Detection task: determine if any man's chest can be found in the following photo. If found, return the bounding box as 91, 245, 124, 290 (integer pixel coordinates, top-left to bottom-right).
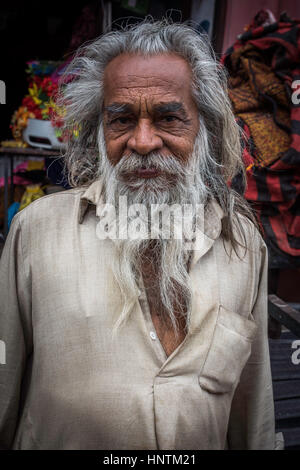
142, 276, 188, 357
150, 312, 187, 357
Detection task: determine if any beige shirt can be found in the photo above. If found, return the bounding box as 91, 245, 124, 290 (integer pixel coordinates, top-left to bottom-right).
0, 179, 284, 450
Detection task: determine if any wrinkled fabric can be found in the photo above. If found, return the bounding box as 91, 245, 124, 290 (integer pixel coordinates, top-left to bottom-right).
0, 179, 282, 449
223, 12, 300, 262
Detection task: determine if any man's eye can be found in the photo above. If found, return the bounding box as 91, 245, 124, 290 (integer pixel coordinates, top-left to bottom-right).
111, 117, 131, 125
161, 115, 180, 123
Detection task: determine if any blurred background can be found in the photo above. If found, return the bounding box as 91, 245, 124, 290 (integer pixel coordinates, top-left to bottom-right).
1, 0, 300, 142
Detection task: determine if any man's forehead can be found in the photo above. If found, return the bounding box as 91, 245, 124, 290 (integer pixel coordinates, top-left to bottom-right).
104, 52, 192, 78
103, 53, 193, 105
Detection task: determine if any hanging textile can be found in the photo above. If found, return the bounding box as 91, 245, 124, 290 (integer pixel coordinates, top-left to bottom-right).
222, 11, 300, 266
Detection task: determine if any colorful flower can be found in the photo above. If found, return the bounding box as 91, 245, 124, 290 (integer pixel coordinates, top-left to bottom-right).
11, 60, 79, 144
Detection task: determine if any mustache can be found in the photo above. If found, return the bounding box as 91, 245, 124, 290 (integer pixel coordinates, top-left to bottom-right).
114, 152, 191, 179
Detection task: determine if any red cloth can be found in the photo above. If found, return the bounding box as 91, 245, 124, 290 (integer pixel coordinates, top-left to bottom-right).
222, 12, 300, 263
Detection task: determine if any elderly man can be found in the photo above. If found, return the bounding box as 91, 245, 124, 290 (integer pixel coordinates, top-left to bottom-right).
0, 21, 283, 450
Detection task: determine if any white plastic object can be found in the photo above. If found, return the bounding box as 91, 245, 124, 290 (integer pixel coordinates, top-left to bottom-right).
23, 118, 66, 150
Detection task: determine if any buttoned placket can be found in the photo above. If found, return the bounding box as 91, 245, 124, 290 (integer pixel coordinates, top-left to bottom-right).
137, 274, 168, 364
135, 250, 194, 368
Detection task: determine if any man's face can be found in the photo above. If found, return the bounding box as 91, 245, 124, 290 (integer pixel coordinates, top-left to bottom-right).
102, 53, 199, 178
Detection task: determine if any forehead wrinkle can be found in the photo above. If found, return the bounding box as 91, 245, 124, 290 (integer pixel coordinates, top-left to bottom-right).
105, 75, 181, 94
115, 75, 175, 85
104, 53, 193, 83
105, 89, 179, 108
103, 53, 195, 106
109, 87, 179, 99
108, 83, 178, 95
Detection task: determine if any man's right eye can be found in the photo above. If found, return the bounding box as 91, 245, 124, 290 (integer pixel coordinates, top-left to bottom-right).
110, 117, 132, 125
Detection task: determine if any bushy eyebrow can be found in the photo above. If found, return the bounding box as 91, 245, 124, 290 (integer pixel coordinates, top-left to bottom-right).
104, 101, 189, 119
104, 103, 132, 115
153, 102, 186, 115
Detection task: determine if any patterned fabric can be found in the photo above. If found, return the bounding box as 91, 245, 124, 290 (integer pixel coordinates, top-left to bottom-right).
222, 12, 300, 265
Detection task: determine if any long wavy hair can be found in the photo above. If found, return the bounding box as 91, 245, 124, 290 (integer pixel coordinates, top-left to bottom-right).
57, 19, 259, 258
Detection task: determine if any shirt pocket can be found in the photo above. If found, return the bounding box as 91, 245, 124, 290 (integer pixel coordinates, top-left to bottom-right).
198, 304, 258, 394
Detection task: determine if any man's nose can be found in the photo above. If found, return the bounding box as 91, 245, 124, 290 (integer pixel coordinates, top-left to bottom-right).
127, 120, 163, 155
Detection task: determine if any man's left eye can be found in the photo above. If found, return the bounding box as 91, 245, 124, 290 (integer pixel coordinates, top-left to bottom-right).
112, 117, 131, 125
161, 115, 180, 123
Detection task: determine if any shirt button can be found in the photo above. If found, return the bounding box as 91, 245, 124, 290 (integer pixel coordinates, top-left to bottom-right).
150, 331, 157, 340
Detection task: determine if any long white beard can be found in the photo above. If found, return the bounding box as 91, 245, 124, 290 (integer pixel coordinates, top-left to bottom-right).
98, 125, 209, 334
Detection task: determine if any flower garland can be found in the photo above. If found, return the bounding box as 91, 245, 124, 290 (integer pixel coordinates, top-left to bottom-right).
10, 60, 71, 144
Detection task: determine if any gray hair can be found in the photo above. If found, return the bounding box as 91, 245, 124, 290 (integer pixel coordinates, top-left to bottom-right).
58, 19, 259, 256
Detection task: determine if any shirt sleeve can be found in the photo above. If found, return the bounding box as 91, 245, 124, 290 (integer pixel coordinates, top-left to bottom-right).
226, 237, 284, 450
0, 214, 32, 449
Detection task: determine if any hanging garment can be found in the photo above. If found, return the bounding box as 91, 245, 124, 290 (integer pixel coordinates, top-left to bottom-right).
222, 11, 300, 266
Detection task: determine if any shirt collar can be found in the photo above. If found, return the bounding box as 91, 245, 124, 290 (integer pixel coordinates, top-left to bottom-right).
78, 178, 224, 265
189, 198, 224, 266
78, 179, 105, 224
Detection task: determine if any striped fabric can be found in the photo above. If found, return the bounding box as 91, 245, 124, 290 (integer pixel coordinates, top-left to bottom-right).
222, 12, 300, 265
